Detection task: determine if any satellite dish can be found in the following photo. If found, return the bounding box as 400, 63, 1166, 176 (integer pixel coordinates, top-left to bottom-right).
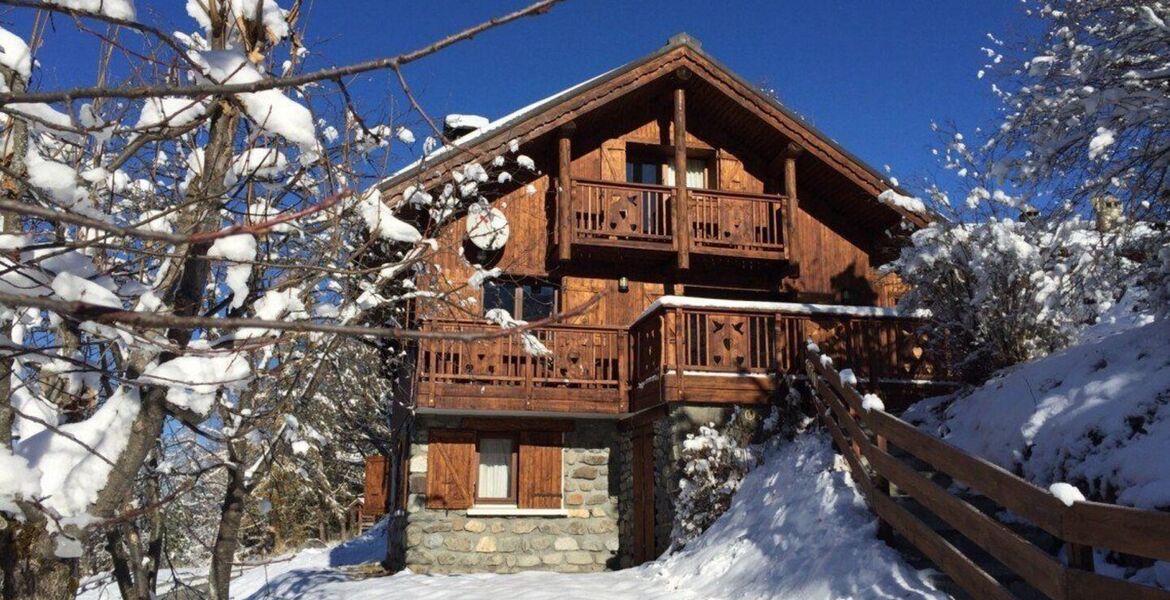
466, 203, 510, 251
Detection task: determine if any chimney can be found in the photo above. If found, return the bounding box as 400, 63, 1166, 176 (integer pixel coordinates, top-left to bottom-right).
1091, 195, 1122, 232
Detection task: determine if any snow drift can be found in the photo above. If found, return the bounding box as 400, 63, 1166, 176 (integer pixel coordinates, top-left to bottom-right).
78, 433, 945, 599
905, 318, 1170, 510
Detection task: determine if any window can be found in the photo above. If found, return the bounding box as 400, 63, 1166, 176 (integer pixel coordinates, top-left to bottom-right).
476, 436, 516, 504
626, 151, 709, 189
625, 157, 663, 185
482, 278, 558, 321
426, 428, 565, 511
664, 157, 710, 189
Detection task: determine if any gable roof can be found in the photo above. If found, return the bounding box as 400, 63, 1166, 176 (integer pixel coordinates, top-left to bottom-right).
378, 33, 931, 227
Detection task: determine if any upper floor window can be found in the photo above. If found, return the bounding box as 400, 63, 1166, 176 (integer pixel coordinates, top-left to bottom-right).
625, 148, 708, 189
483, 277, 558, 321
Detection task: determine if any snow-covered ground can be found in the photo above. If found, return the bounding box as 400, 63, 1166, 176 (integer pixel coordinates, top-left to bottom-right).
78, 434, 946, 600
905, 317, 1170, 510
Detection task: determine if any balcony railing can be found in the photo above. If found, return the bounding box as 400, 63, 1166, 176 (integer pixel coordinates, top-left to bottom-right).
629, 298, 950, 411
568, 178, 789, 258
415, 300, 951, 415
415, 319, 628, 414
689, 188, 787, 258
571, 179, 674, 248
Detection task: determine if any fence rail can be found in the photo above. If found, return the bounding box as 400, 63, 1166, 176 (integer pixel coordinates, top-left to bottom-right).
805, 345, 1170, 600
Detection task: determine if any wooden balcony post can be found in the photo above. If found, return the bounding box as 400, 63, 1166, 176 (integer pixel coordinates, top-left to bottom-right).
557, 123, 575, 261
673, 74, 691, 269
782, 142, 803, 267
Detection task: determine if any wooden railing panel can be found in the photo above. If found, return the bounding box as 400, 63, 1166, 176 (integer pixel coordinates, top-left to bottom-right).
416, 320, 626, 412
805, 345, 1170, 600
571, 179, 673, 247
689, 190, 787, 258
679, 309, 774, 373
569, 179, 789, 259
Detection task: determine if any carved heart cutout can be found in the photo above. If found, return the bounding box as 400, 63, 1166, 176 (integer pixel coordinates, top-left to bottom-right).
912, 346, 924, 359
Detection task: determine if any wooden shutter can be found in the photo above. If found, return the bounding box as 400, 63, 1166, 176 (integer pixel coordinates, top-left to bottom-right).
426, 429, 476, 509
716, 149, 747, 192
518, 431, 563, 509
600, 139, 625, 181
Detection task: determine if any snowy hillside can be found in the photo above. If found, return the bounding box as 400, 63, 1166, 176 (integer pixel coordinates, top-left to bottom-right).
77, 434, 945, 600
905, 318, 1170, 510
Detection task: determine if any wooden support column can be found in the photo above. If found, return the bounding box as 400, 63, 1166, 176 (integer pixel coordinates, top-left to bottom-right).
673, 73, 690, 270
557, 123, 575, 261
781, 142, 803, 270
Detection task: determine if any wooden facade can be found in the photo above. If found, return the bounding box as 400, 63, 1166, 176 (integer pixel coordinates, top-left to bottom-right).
378, 35, 952, 569
386, 36, 943, 417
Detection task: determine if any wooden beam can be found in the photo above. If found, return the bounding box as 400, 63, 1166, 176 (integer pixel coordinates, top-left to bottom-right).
557, 123, 575, 261
673, 80, 690, 269
782, 142, 803, 267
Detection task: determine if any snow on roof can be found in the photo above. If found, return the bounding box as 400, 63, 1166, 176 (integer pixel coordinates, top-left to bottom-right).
443, 114, 490, 131
878, 189, 927, 215
381, 66, 618, 186
633, 295, 927, 325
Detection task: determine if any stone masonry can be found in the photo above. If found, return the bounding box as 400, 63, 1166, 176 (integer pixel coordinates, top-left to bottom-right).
403, 415, 621, 573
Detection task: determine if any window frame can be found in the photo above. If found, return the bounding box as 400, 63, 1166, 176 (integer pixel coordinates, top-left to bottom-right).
481, 277, 559, 321
474, 433, 519, 505
624, 143, 712, 189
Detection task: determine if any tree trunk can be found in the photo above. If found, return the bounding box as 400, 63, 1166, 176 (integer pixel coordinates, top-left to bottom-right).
208, 440, 249, 600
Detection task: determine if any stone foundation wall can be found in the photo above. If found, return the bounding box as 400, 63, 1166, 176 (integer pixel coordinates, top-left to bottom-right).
403, 415, 621, 573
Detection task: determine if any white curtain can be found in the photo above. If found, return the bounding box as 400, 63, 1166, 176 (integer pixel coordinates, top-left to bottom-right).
478, 438, 512, 499
664, 158, 708, 189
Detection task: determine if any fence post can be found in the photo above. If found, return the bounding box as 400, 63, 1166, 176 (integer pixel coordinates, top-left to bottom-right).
1067, 542, 1094, 573
873, 433, 893, 540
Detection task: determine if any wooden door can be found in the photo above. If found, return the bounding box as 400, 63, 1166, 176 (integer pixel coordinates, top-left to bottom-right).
363, 455, 389, 516
631, 426, 657, 564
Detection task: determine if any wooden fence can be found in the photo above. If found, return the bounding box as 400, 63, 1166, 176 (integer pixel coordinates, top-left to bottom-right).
805, 345, 1170, 600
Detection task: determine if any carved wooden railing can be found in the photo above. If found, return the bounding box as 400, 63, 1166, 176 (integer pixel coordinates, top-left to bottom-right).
571, 178, 674, 248
629, 299, 949, 409
569, 178, 789, 258
806, 345, 1170, 600
415, 319, 627, 413
689, 188, 787, 258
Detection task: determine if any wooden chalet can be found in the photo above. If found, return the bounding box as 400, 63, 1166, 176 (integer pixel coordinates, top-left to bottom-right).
366, 34, 952, 574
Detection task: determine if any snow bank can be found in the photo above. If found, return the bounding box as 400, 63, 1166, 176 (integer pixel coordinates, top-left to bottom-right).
651, 433, 944, 599
81, 435, 944, 599
906, 318, 1170, 509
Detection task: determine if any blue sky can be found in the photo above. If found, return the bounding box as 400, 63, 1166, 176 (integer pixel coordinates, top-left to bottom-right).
4, 0, 1030, 188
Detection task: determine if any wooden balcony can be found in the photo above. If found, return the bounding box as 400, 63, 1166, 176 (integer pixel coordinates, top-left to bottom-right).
415, 319, 628, 414
629, 298, 952, 412
568, 178, 790, 260
414, 299, 952, 416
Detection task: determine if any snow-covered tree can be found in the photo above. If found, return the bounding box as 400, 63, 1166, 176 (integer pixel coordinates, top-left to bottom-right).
0, 1, 562, 599
670, 409, 760, 550
890, 1, 1170, 381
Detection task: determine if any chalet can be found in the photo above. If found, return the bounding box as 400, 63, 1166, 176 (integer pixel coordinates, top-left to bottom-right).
366, 34, 948, 574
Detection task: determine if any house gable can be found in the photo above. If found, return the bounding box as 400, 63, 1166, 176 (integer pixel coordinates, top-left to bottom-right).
379, 33, 929, 229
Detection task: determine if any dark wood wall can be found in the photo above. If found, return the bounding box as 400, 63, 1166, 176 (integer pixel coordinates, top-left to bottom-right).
416, 90, 896, 326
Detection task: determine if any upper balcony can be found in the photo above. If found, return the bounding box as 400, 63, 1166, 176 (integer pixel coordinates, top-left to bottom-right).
568, 178, 790, 261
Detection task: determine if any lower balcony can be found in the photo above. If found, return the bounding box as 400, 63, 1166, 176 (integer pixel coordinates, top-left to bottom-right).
629, 297, 953, 412
414, 298, 953, 416
414, 320, 628, 414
